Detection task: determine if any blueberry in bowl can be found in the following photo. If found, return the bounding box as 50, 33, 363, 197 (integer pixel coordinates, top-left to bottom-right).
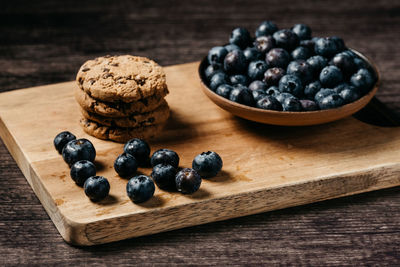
198, 20, 379, 126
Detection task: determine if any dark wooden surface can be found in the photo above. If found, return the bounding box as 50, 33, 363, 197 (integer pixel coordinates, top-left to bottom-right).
1, 0, 400, 265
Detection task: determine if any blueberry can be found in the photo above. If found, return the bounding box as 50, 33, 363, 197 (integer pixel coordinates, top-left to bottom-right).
151, 149, 179, 169
263, 67, 285, 87
62, 138, 96, 167
224, 44, 241, 53
175, 168, 202, 194
70, 160, 96, 186
331, 36, 345, 52
54, 131, 76, 154
248, 60, 268, 80
286, 60, 313, 84
204, 64, 223, 81
314, 37, 339, 58
123, 138, 150, 166
229, 85, 256, 106
192, 151, 223, 178
292, 24, 312, 40
318, 94, 345, 109
266, 86, 279, 96
353, 57, 369, 69
151, 164, 177, 189
252, 89, 267, 102
248, 80, 268, 91
330, 51, 357, 76
314, 88, 336, 102
216, 84, 233, 98
84, 176, 110, 202
265, 48, 291, 69
229, 27, 251, 49
282, 97, 302, 111
275, 92, 296, 104
256, 96, 283, 111
224, 50, 247, 74
319, 65, 343, 88
243, 47, 263, 62
304, 81, 322, 100
254, 35, 275, 54
126, 175, 155, 203
273, 29, 300, 51
230, 74, 250, 86
307, 55, 328, 77
300, 99, 318, 111
350, 68, 375, 93
278, 74, 303, 97
300, 39, 315, 51
291, 46, 312, 60
209, 72, 228, 91
208, 46, 228, 65
114, 153, 138, 178
333, 83, 350, 93
255, 21, 278, 37
339, 87, 361, 103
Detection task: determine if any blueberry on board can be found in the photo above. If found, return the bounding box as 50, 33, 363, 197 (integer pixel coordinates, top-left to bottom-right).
243, 47, 263, 62
209, 72, 228, 91
307, 55, 328, 77
207, 46, 228, 65
350, 68, 375, 93
229, 85, 256, 106
319, 65, 343, 88
266, 86, 279, 96
278, 74, 303, 97
230, 74, 250, 86
330, 51, 357, 76
114, 153, 138, 178
300, 99, 318, 111
248, 80, 268, 91
224, 50, 247, 74
151, 149, 179, 169
126, 175, 155, 203
254, 35, 275, 54
175, 168, 202, 194
70, 160, 96, 187
151, 164, 177, 189
123, 138, 150, 166
204, 64, 223, 81
292, 24, 312, 40
340, 87, 361, 103
192, 151, 223, 178
300, 39, 315, 51
84, 176, 110, 202
248, 60, 268, 80
272, 29, 300, 51
224, 44, 241, 53
275, 92, 296, 104
229, 27, 251, 49
314, 37, 339, 58
286, 60, 313, 84
216, 84, 233, 99
263, 67, 285, 87
255, 21, 278, 37
291, 46, 312, 60
62, 138, 96, 167
331, 36, 346, 52
252, 89, 267, 102
282, 97, 302, 111
304, 81, 322, 100
265, 48, 291, 69
54, 131, 76, 154
256, 96, 283, 111
318, 94, 345, 109
314, 88, 336, 102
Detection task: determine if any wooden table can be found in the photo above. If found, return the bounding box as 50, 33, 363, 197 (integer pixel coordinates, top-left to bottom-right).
1, 0, 399, 265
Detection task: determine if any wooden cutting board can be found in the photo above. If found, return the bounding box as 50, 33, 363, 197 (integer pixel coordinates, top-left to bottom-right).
0, 62, 400, 246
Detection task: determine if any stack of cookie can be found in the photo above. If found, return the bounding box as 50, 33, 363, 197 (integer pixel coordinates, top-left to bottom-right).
75, 55, 170, 143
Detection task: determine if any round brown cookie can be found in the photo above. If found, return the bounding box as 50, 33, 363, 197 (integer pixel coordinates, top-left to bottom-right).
80, 100, 170, 128
74, 86, 168, 117
80, 117, 165, 143
76, 55, 168, 103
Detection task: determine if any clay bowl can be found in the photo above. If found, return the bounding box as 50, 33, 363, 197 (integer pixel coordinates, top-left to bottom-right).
199, 49, 380, 126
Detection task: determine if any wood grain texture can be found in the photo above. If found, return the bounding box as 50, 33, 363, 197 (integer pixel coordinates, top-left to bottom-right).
1, 0, 400, 265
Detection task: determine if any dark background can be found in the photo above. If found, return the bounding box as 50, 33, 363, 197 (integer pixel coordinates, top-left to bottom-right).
1, 0, 400, 265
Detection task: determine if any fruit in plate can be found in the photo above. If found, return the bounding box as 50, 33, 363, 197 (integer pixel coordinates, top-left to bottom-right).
263, 67, 285, 87
256, 96, 283, 111
278, 74, 303, 97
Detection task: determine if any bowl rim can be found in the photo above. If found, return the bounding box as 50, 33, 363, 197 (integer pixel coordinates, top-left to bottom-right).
198, 48, 380, 115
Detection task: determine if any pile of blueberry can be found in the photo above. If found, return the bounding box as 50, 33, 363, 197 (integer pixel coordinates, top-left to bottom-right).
54, 131, 223, 203
204, 21, 376, 111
